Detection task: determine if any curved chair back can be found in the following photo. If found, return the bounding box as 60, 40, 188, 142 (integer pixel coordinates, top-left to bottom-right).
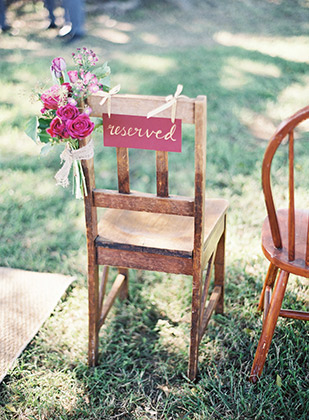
262, 106, 309, 262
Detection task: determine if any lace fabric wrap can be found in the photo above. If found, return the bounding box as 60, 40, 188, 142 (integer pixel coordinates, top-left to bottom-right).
55, 138, 94, 188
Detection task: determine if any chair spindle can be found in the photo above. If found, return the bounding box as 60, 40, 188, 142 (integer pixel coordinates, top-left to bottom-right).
156, 151, 169, 197
116, 147, 130, 194
288, 130, 295, 261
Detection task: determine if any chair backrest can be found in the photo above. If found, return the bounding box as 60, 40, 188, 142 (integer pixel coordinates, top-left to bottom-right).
262, 105, 309, 263
81, 93, 207, 258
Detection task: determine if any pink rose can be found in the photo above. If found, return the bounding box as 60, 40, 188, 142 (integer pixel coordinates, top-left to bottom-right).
67, 114, 94, 139
46, 117, 69, 139
41, 85, 61, 110
56, 104, 80, 121
68, 70, 78, 83
51, 57, 66, 78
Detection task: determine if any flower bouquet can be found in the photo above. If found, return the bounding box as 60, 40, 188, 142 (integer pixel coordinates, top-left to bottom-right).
26, 48, 110, 198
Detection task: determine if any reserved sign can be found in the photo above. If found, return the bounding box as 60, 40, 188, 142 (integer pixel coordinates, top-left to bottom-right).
103, 113, 182, 152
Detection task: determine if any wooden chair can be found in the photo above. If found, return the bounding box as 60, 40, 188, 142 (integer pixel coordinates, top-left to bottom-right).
250, 106, 309, 383
81, 93, 228, 381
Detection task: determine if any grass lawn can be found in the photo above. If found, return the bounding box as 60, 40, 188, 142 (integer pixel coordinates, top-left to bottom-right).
0, 0, 308, 418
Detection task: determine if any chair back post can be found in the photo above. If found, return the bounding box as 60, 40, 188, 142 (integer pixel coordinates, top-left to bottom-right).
80, 135, 100, 364
193, 96, 207, 270
80, 135, 98, 244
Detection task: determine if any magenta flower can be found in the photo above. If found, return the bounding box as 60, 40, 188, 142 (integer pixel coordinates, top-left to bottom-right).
46, 117, 69, 139
62, 82, 72, 95
41, 85, 62, 110
68, 70, 78, 83
51, 57, 66, 78
67, 114, 94, 139
56, 104, 80, 121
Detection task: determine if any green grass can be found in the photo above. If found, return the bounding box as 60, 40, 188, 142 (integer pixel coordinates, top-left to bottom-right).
0, 0, 309, 418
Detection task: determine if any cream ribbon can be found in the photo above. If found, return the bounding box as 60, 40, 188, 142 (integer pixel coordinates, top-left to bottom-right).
147, 84, 186, 123
55, 138, 94, 188
99, 84, 121, 117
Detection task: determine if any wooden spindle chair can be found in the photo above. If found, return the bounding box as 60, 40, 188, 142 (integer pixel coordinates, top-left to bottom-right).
250, 106, 309, 383
80, 93, 228, 381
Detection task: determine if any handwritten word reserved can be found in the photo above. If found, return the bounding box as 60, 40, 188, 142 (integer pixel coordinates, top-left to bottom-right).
107, 124, 177, 142
103, 113, 182, 152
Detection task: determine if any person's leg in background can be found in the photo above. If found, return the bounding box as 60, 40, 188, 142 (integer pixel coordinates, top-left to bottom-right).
0, 0, 10, 32
44, 0, 57, 29
61, 0, 85, 41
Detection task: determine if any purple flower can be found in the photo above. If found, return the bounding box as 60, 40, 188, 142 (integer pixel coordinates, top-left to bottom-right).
51, 57, 66, 79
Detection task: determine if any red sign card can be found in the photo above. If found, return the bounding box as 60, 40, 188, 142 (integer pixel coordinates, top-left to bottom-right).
103, 113, 182, 152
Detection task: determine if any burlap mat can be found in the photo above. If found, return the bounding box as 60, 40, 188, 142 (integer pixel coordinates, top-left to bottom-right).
0, 267, 74, 382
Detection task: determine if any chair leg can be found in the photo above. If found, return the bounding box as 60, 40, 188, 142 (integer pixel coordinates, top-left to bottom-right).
258, 263, 278, 311
88, 264, 100, 367
118, 267, 129, 300
250, 270, 289, 383
214, 223, 226, 314
188, 269, 203, 381
263, 285, 272, 323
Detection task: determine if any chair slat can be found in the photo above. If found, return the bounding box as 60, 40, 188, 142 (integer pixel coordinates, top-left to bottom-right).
156, 151, 169, 197
288, 130, 295, 261
93, 189, 194, 216
96, 247, 193, 275
88, 94, 195, 124
116, 147, 130, 194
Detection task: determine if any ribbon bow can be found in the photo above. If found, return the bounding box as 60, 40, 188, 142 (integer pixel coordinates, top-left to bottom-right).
99, 84, 121, 117
147, 84, 186, 123
55, 138, 94, 188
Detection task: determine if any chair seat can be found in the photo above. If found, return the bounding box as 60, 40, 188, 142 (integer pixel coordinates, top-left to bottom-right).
96, 198, 228, 260
262, 208, 309, 278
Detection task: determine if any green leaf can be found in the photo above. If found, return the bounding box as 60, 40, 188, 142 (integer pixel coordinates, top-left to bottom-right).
38, 117, 52, 130
40, 143, 53, 156
38, 132, 52, 144
276, 374, 282, 387
25, 116, 38, 142
99, 75, 111, 90
94, 62, 111, 78
63, 70, 70, 83
90, 117, 103, 130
